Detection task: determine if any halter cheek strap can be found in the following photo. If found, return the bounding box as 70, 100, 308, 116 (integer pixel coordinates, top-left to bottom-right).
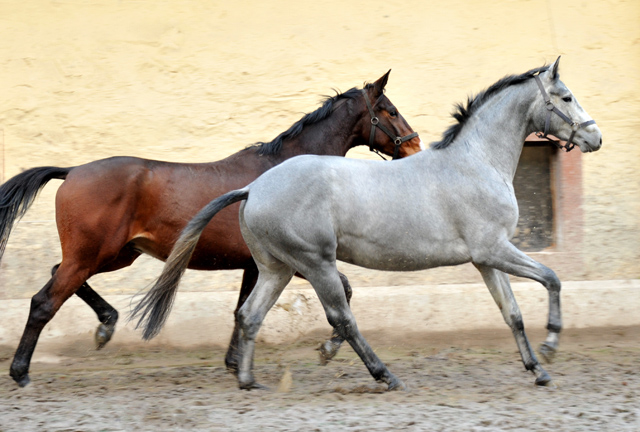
534, 75, 596, 152
361, 89, 419, 160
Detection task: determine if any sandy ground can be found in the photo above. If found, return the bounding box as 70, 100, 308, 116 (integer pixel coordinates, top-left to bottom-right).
0, 326, 638, 431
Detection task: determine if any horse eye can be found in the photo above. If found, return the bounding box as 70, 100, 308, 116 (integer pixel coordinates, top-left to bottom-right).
562, 96, 572, 103
388, 109, 398, 117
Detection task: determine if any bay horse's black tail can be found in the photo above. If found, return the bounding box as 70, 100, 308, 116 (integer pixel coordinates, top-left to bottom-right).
131, 186, 250, 340
0, 166, 71, 260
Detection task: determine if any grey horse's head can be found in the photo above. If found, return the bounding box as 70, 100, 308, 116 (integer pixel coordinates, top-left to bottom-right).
534, 57, 602, 153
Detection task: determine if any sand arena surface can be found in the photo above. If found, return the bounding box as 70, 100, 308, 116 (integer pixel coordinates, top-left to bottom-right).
1, 326, 639, 431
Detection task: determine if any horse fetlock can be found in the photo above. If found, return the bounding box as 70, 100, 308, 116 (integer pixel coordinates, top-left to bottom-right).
224, 351, 240, 374
95, 323, 115, 350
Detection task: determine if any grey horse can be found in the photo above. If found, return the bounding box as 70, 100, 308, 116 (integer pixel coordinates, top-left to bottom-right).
133, 58, 602, 390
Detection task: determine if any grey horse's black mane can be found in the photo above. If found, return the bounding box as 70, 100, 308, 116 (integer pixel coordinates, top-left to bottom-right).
250, 83, 375, 156
431, 65, 550, 149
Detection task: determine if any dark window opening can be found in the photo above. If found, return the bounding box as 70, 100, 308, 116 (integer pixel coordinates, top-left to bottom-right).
511, 142, 556, 251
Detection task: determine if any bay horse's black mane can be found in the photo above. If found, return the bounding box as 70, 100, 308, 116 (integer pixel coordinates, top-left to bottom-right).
249, 83, 375, 156
431, 65, 550, 150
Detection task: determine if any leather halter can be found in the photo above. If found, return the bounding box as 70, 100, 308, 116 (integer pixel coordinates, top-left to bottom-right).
361, 89, 419, 160
533, 74, 596, 152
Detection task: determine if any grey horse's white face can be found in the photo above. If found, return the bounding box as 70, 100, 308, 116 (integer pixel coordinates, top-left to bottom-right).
537, 58, 602, 153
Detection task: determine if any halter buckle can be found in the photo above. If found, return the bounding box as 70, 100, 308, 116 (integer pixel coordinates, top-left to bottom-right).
571, 121, 580, 131
394, 137, 402, 146
545, 101, 554, 111
370, 117, 379, 126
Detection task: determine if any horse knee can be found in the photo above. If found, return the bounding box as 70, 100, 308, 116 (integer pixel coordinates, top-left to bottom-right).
29, 293, 55, 325
508, 312, 524, 332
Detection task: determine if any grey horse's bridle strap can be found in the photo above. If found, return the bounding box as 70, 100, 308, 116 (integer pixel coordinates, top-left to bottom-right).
534, 74, 596, 152
361, 89, 419, 160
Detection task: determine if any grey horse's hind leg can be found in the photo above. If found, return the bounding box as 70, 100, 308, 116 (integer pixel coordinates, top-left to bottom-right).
236, 263, 295, 390
52, 264, 118, 349
226, 264, 260, 373
476, 241, 562, 364
318, 271, 352, 365
474, 264, 552, 386
306, 265, 405, 391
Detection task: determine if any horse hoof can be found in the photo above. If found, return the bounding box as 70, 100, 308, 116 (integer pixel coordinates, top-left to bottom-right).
95, 324, 114, 350
318, 340, 341, 365
534, 370, 554, 387
538, 342, 557, 364
387, 377, 407, 392
10, 371, 30, 388
239, 382, 270, 391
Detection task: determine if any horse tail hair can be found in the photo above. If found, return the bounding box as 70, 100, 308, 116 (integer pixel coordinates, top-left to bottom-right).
131, 186, 251, 340
0, 166, 71, 261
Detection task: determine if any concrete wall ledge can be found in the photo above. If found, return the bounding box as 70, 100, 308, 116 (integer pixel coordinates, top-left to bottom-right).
1, 279, 638, 351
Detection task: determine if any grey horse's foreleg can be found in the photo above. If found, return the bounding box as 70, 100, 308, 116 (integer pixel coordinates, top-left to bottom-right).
309, 267, 405, 391
477, 241, 562, 363
52, 264, 118, 349
236, 265, 294, 390
318, 271, 352, 364
474, 264, 552, 386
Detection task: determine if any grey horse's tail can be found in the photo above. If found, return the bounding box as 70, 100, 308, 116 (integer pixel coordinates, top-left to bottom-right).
0, 166, 71, 261
131, 187, 250, 340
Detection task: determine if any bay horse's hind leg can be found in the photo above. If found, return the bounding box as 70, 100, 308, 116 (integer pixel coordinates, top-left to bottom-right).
305, 264, 405, 391
10, 262, 88, 387
318, 271, 352, 365
474, 264, 552, 386
51, 264, 119, 349
225, 263, 260, 373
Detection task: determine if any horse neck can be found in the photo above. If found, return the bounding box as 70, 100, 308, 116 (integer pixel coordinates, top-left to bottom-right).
274, 103, 360, 160
461, 81, 539, 181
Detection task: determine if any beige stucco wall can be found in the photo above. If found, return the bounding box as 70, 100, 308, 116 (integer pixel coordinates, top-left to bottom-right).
0, 0, 638, 302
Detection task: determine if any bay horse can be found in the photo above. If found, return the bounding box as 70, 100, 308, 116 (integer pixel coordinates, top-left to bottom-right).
1, 71, 423, 387
135, 58, 602, 390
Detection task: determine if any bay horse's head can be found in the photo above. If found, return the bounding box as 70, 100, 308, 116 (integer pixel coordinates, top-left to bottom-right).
360, 71, 424, 159
533, 57, 602, 153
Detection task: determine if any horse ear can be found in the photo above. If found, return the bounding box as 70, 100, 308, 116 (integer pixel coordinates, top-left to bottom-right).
372, 70, 391, 97
549, 56, 561, 81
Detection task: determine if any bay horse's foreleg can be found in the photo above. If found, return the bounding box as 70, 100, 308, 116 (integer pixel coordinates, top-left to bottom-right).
474, 264, 552, 386
51, 264, 119, 350
225, 263, 260, 373
476, 241, 562, 364
10, 264, 87, 387
318, 271, 352, 365
307, 266, 405, 391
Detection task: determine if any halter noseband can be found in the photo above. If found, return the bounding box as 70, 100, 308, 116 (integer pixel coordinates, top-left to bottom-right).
533, 74, 596, 152
361, 89, 419, 160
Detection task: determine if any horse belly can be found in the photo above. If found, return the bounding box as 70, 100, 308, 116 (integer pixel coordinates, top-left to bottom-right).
336, 235, 471, 272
